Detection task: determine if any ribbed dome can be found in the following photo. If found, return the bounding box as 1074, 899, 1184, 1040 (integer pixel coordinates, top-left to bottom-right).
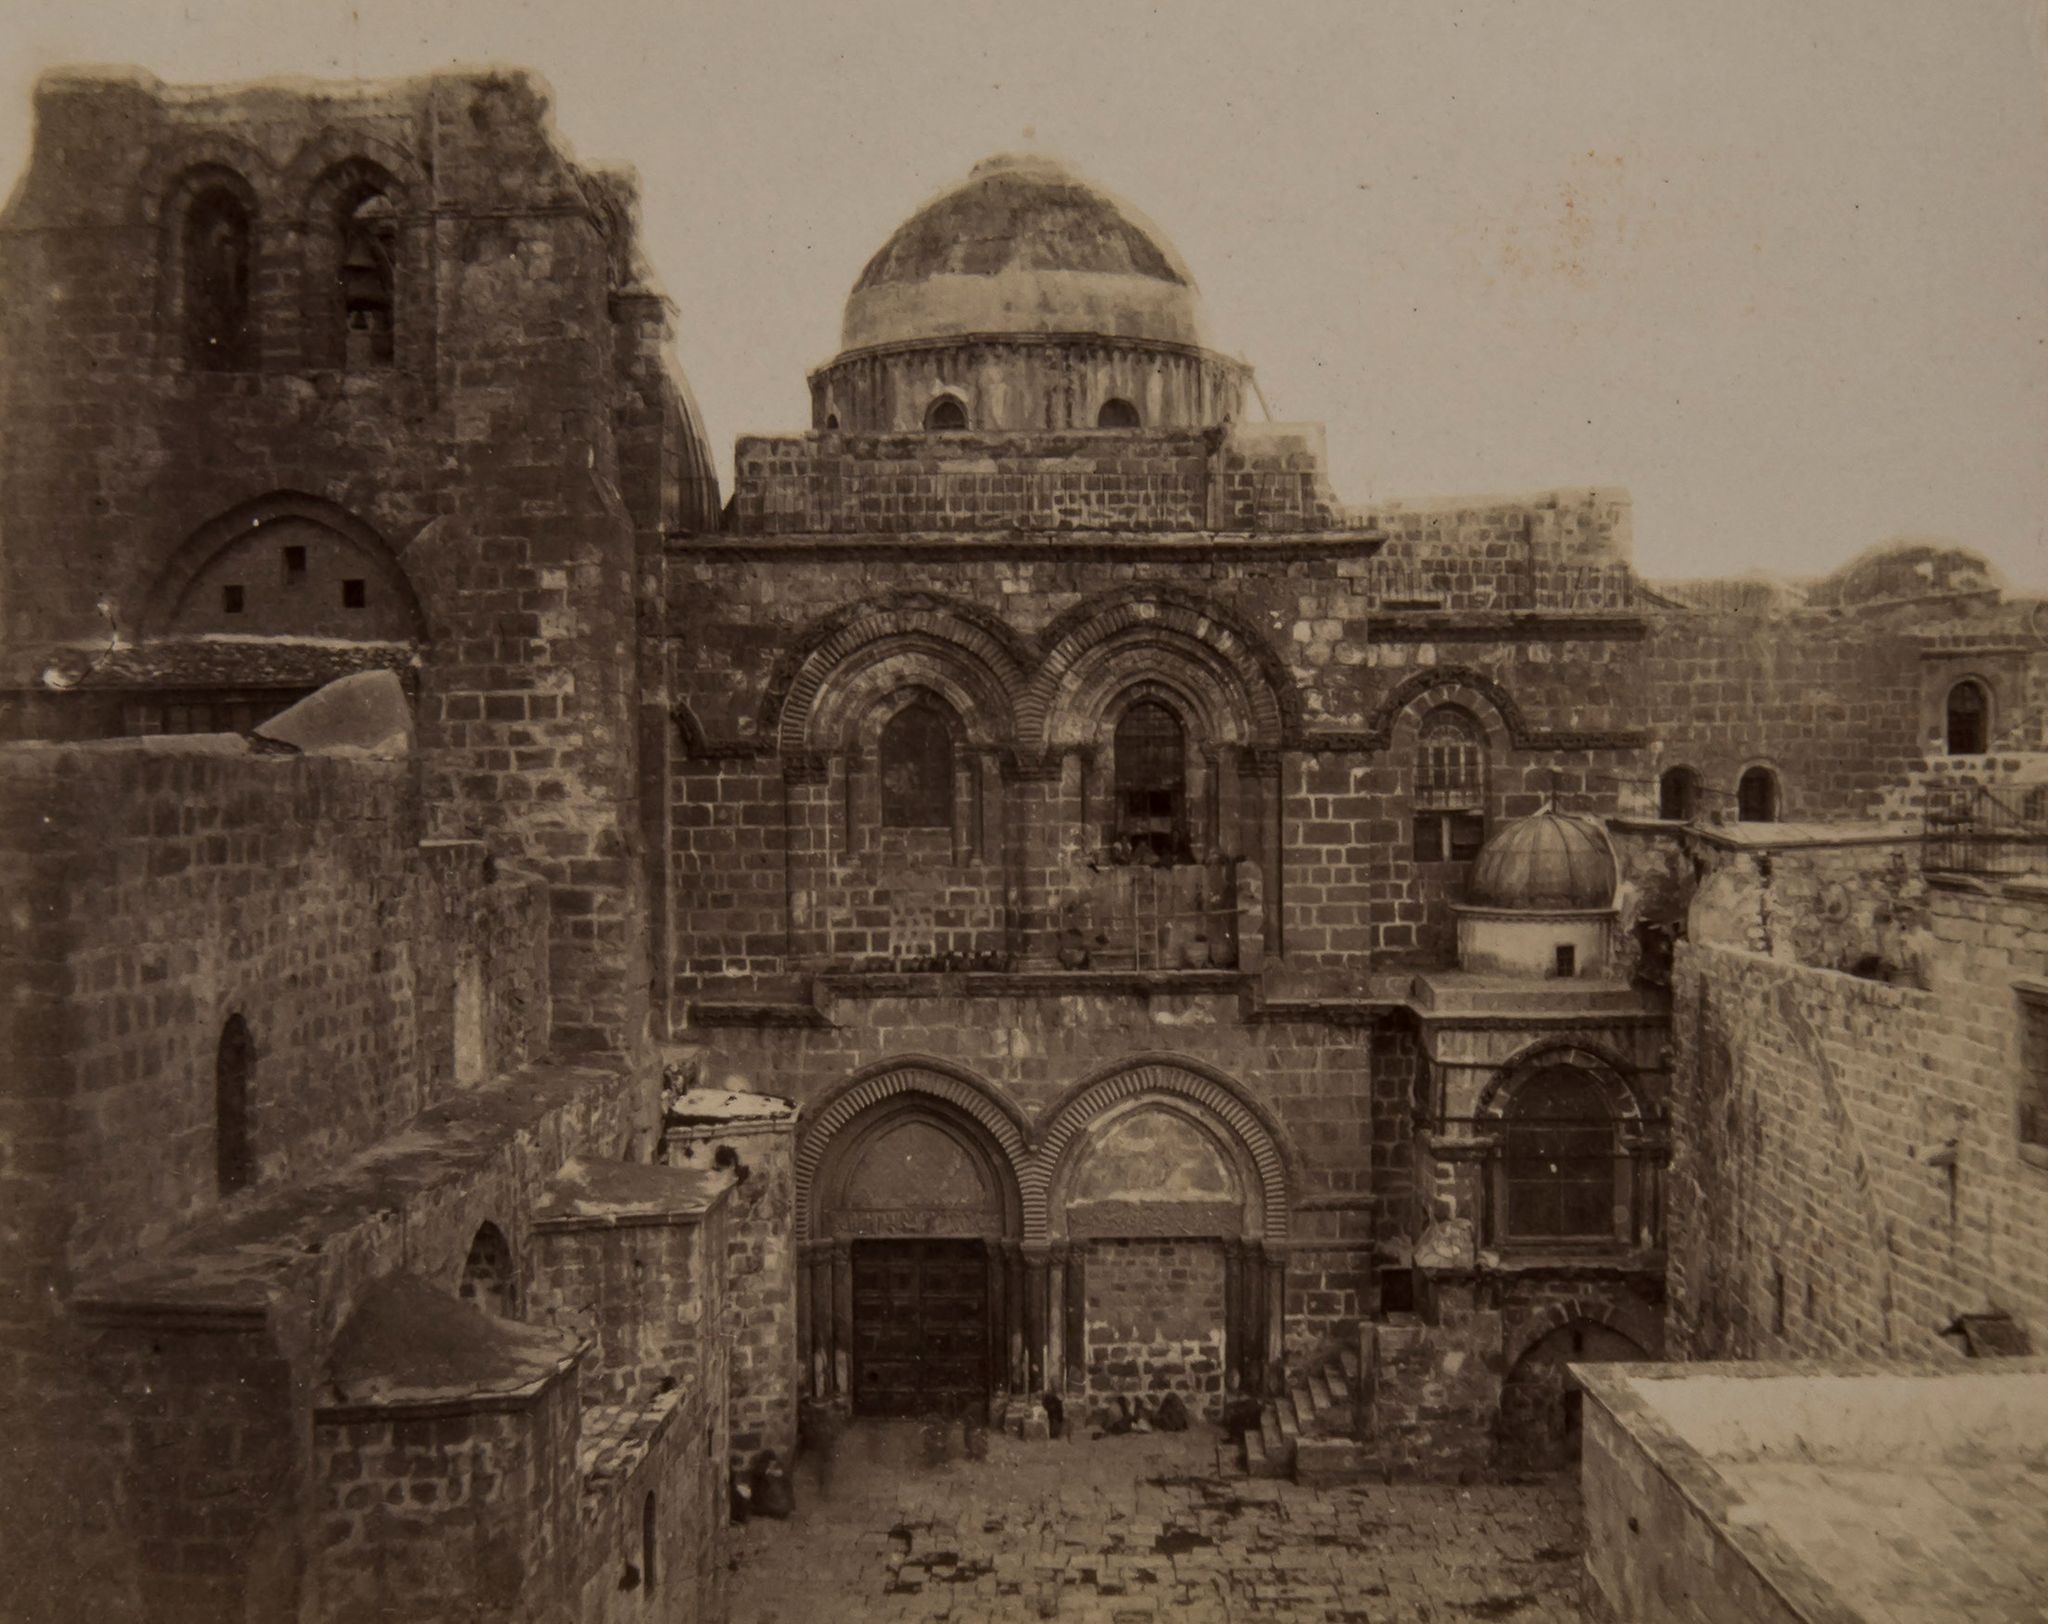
1466, 810, 1618, 911
841, 154, 1209, 352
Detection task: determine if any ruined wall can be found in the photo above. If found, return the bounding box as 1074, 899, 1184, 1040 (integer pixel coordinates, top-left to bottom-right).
0, 68, 717, 1068
1668, 880, 2048, 1363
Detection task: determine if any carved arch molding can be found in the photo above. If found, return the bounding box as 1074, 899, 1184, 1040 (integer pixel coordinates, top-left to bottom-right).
794, 1057, 1294, 1245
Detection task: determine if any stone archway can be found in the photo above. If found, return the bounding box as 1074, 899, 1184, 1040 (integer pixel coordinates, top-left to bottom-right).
795, 1063, 1030, 1415
1496, 1311, 1655, 1472
1028, 1058, 1297, 1408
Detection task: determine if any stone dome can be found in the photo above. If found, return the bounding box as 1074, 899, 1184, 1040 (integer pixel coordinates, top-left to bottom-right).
841, 153, 1210, 353
1465, 810, 1618, 912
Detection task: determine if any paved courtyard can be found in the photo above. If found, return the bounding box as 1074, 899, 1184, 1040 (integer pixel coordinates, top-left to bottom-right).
730, 1423, 1590, 1623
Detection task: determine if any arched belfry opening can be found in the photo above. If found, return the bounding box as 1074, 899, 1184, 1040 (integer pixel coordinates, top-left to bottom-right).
796, 1065, 1028, 1419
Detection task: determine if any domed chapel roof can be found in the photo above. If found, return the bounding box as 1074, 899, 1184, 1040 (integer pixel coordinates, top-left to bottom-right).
1465, 809, 1619, 912
840, 153, 1211, 352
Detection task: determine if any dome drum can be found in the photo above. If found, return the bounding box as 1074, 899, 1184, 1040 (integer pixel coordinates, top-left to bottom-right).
1454, 809, 1620, 979
821, 153, 1251, 434
810, 336, 1249, 435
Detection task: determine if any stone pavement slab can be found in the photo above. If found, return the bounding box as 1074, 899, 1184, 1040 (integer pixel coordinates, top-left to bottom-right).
731, 1423, 1588, 1623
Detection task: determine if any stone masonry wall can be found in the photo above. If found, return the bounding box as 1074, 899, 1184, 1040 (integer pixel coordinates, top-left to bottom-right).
1081, 1237, 1227, 1417
1668, 881, 2048, 1364
0, 737, 546, 1292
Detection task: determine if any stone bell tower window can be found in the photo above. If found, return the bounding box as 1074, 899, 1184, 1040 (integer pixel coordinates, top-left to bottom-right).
183, 187, 255, 370
338, 192, 397, 368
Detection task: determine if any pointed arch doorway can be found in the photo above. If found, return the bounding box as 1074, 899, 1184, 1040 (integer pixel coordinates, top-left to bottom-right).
796, 1065, 1030, 1419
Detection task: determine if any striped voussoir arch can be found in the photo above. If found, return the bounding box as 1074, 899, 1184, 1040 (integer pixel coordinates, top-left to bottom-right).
792, 1061, 1032, 1243
1021, 1061, 1291, 1246
770, 605, 1025, 754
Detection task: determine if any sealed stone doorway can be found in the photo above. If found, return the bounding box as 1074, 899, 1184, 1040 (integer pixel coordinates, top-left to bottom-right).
851, 1239, 991, 1419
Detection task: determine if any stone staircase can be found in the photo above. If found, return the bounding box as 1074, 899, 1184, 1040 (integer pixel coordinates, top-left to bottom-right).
1239, 1348, 1369, 1482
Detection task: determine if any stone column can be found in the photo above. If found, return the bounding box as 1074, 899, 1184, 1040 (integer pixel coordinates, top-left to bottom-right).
1045, 1245, 1068, 1393
1023, 1246, 1050, 1395
830, 1240, 854, 1401
1262, 1245, 1288, 1394
1222, 1238, 1245, 1393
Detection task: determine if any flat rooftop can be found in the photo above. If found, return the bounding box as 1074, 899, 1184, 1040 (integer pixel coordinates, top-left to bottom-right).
1580, 1359, 2048, 1624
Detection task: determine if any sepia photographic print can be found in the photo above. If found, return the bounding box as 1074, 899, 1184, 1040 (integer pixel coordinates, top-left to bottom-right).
0, 2, 2044, 1619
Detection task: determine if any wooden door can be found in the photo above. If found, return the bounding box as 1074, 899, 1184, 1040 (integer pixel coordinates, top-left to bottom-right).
851, 1239, 989, 1418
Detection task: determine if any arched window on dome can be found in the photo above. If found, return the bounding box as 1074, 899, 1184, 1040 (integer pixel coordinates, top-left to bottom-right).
1500, 1067, 1618, 1243
879, 700, 955, 829
924, 395, 969, 431
1737, 765, 1779, 823
1945, 679, 1989, 755
1658, 766, 1698, 822
1114, 700, 1189, 861
182, 186, 256, 371
1096, 398, 1141, 428
1414, 707, 1486, 862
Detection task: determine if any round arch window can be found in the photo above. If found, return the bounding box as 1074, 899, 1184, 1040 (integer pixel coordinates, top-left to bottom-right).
1737, 765, 1779, 823
1945, 679, 1988, 755
924, 396, 968, 431
1096, 398, 1141, 428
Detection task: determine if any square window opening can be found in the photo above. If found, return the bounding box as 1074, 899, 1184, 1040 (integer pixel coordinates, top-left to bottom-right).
283, 544, 307, 578
341, 578, 367, 609
221, 583, 244, 614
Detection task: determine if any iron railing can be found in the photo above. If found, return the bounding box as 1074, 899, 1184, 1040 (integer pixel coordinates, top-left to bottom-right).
1922, 784, 2048, 878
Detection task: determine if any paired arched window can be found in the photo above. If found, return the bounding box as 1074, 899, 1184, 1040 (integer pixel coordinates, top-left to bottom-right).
1096, 398, 1141, 428
879, 701, 955, 828
924, 395, 969, 431
337, 190, 397, 368
1113, 701, 1188, 860
1658, 766, 1698, 822
216, 1014, 254, 1194
183, 186, 256, 370
458, 1221, 517, 1316
1737, 765, 1779, 823
1502, 1068, 1616, 1242
1414, 707, 1486, 861
1946, 679, 1988, 755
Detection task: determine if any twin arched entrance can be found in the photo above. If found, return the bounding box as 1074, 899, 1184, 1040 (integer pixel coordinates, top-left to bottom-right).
795, 1059, 1292, 1419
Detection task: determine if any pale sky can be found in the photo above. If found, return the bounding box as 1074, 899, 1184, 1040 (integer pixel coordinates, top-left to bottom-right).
4, 0, 2045, 587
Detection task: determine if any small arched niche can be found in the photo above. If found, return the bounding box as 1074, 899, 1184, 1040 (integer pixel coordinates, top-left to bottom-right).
1096, 398, 1141, 428
1945, 678, 1989, 755
458, 1221, 517, 1317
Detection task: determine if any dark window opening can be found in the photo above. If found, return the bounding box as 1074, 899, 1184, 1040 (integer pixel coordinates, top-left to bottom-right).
341, 578, 367, 609
183, 187, 254, 370
879, 701, 955, 829
1658, 766, 1698, 821
1946, 679, 1988, 755
2019, 985, 2048, 1153
1114, 701, 1189, 861
1737, 766, 1778, 823
216, 1014, 254, 1195
338, 192, 397, 368
283, 544, 307, 579
641, 1491, 657, 1592
458, 1221, 517, 1317
825, 412, 839, 430
1096, 397, 1141, 428
221, 584, 245, 615
1554, 943, 1577, 977
1413, 810, 1486, 863
1502, 1067, 1616, 1242
924, 395, 968, 430
1378, 1266, 1415, 1316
